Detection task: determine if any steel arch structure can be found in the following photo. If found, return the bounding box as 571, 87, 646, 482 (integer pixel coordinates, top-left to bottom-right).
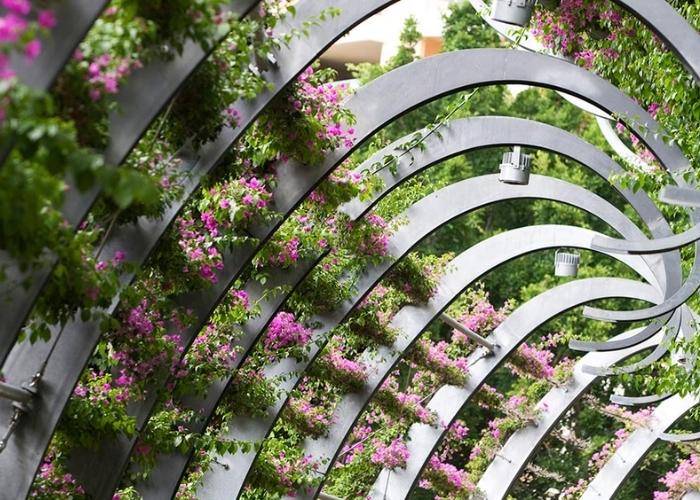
475, 320, 687, 498
198, 174, 669, 499
367, 277, 662, 500
0, 0, 698, 498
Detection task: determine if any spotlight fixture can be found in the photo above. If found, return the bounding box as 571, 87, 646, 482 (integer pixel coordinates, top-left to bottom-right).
490, 0, 537, 27
498, 146, 531, 185
554, 249, 581, 277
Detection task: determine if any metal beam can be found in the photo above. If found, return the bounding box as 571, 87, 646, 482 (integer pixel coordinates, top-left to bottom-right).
476, 327, 667, 499
0, 0, 262, 367
298, 224, 664, 500
1, 43, 692, 497
199, 173, 664, 498
439, 313, 495, 352
580, 394, 698, 499
368, 278, 661, 499
146, 115, 678, 498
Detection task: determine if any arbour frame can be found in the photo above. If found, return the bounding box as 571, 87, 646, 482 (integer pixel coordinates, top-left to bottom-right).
153, 112, 683, 499
199, 176, 669, 500
475, 322, 684, 498
0, 0, 262, 366
0, 0, 698, 498
368, 277, 664, 500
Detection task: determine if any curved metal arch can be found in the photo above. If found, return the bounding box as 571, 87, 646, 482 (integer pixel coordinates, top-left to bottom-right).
463, 0, 700, 324
8, 0, 109, 90
71, 0, 445, 495
569, 313, 674, 353
91, 36, 696, 492
660, 186, 700, 208
103, 0, 260, 165
580, 308, 680, 376
611, 392, 673, 407
339, 112, 681, 309
0, 1, 696, 496
590, 223, 700, 255
581, 304, 693, 376
276, 47, 696, 328
66, 257, 318, 497
0, 2, 414, 496
0, 0, 261, 366
367, 278, 661, 500
138, 112, 688, 497
610, 308, 696, 403
469, 0, 684, 173
476, 327, 666, 499
338, 114, 681, 353
294, 225, 665, 500
468, 0, 614, 120
659, 431, 700, 443
341, 116, 672, 245
0, 47, 689, 497
582, 255, 700, 321
466, 0, 700, 85
580, 394, 698, 499
196, 174, 664, 499
2, 0, 693, 371
274, 48, 689, 213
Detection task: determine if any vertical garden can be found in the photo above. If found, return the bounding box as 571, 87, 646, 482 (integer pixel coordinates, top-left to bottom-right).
0, 0, 699, 498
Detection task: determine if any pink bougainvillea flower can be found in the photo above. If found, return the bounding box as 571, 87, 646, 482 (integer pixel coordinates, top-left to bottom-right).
24, 39, 41, 60
38, 9, 57, 29
0, 14, 27, 43
2, 0, 30, 15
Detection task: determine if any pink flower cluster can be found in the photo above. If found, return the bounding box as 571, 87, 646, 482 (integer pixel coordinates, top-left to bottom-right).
72, 369, 130, 405
187, 323, 238, 371
339, 424, 373, 465
178, 176, 273, 283
421, 455, 476, 498
589, 428, 628, 469
31, 452, 86, 498
229, 289, 250, 310
614, 102, 668, 168
78, 51, 141, 101
286, 381, 336, 438
319, 341, 368, 391
412, 339, 469, 386
654, 454, 700, 500
509, 342, 555, 380
357, 213, 390, 257
263, 311, 312, 353
95, 250, 127, 273
531, 0, 623, 68
457, 299, 505, 335
327, 164, 368, 194
109, 299, 188, 392
177, 216, 224, 284
269, 451, 319, 495
561, 478, 588, 499
0, 0, 55, 80
433, 419, 471, 465
268, 236, 301, 267
293, 66, 355, 150
370, 438, 410, 470
603, 404, 654, 428
377, 377, 436, 425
